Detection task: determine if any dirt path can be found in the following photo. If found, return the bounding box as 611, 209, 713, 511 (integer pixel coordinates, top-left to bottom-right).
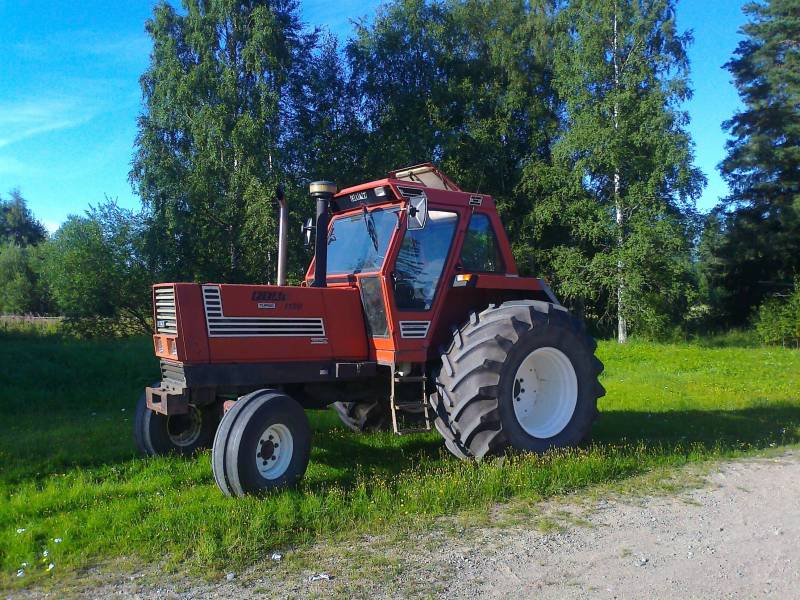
443, 452, 800, 600
13, 452, 799, 599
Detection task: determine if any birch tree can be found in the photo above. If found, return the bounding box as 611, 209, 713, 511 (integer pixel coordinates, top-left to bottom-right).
131, 0, 312, 284
547, 0, 703, 340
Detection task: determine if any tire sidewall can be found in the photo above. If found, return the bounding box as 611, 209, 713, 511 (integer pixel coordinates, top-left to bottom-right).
135, 384, 218, 456
497, 320, 595, 452
228, 392, 311, 494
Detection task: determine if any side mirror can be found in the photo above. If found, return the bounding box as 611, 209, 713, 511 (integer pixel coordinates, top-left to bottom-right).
406, 192, 428, 230
301, 217, 314, 247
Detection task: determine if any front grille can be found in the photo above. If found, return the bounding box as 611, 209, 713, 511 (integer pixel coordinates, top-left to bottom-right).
206, 317, 326, 337
202, 285, 326, 337
160, 359, 185, 387
154, 286, 178, 335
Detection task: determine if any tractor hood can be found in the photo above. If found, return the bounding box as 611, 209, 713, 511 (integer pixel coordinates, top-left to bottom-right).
152, 282, 369, 364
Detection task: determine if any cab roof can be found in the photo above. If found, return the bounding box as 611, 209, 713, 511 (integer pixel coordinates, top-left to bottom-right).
333, 163, 492, 213
337, 163, 462, 196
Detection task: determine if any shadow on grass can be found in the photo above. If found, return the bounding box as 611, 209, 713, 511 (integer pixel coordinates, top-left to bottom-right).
688, 329, 762, 349
310, 431, 443, 482
4, 404, 798, 490
593, 404, 800, 448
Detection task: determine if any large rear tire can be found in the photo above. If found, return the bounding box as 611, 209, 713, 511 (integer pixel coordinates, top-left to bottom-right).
133, 384, 218, 456
212, 389, 311, 497
431, 301, 604, 459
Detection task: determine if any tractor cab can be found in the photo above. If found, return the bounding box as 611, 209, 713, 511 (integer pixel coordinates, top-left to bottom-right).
303, 164, 556, 366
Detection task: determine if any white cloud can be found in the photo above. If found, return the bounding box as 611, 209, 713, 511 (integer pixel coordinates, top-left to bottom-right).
0, 98, 92, 149
13, 31, 150, 66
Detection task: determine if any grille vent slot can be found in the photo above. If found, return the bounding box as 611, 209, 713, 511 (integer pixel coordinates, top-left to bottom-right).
154, 286, 177, 335
202, 285, 326, 338
160, 359, 185, 386
399, 320, 431, 339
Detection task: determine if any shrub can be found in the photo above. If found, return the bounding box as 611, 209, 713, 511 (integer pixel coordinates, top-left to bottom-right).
754, 283, 800, 348
40, 202, 153, 335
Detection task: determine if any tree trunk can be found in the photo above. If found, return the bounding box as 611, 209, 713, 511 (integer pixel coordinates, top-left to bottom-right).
615, 193, 627, 343
228, 224, 237, 275
613, 8, 627, 344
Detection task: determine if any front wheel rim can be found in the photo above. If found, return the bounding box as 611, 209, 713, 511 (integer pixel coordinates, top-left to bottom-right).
511, 347, 578, 439
255, 424, 294, 480
167, 406, 203, 447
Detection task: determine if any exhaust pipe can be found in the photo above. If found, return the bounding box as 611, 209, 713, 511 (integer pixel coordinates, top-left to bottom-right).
276, 185, 288, 286
309, 181, 336, 288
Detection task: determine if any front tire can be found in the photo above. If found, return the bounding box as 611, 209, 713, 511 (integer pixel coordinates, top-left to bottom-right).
133, 385, 218, 456
212, 389, 311, 497
431, 301, 604, 459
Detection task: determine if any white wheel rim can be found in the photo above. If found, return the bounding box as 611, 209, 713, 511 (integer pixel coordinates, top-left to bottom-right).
256, 424, 294, 480
511, 347, 578, 439
167, 406, 203, 447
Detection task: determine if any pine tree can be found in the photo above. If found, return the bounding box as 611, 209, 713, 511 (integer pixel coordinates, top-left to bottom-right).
0, 189, 47, 247
711, 0, 800, 324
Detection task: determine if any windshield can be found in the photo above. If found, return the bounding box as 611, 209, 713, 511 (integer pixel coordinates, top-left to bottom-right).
327, 207, 400, 275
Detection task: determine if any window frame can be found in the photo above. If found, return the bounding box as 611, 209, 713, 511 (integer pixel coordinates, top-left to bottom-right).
459, 211, 506, 274
391, 209, 460, 313
325, 206, 402, 277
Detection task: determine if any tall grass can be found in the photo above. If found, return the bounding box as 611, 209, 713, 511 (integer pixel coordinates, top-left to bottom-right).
0, 316, 62, 337
1, 335, 798, 587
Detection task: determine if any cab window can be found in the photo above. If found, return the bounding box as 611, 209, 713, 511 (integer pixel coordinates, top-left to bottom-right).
460, 213, 504, 272
326, 207, 399, 275
393, 211, 458, 311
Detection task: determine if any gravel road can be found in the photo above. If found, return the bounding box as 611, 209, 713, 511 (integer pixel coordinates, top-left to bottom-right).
12, 452, 799, 599
445, 452, 800, 600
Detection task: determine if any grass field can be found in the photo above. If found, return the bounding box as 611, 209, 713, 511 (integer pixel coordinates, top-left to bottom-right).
1, 333, 799, 588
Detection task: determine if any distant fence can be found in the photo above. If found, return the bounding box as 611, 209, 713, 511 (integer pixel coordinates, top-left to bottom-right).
0, 314, 63, 324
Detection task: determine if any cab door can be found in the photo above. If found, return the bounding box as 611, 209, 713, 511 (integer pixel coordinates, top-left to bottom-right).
384, 207, 463, 362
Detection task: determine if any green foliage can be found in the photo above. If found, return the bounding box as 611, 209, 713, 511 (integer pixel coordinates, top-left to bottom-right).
130, 0, 318, 285
0, 244, 36, 314
0, 190, 51, 315
40, 202, 152, 334
754, 282, 800, 347
349, 0, 558, 199
0, 189, 46, 247
0, 316, 62, 337
0, 243, 51, 315
1, 337, 798, 586
532, 0, 704, 338
705, 0, 800, 325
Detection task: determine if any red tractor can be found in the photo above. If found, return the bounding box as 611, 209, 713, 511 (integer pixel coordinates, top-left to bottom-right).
134, 164, 604, 496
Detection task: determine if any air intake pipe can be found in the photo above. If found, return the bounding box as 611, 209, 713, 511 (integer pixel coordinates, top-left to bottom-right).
309, 181, 336, 288
276, 184, 288, 286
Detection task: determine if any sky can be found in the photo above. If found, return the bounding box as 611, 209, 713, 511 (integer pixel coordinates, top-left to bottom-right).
0, 0, 748, 233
